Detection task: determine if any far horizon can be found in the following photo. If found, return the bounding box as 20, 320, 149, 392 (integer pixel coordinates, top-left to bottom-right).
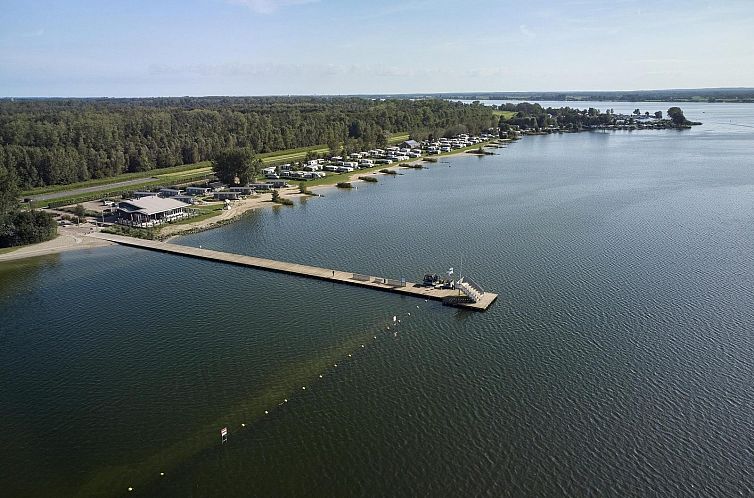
3, 87, 754, 100
1, 0, 753, 97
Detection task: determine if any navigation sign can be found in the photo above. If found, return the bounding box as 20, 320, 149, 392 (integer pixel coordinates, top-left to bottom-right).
221, 427, 228, 443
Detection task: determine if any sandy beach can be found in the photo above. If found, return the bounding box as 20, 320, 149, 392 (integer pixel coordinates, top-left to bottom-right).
0, 225, 113, 263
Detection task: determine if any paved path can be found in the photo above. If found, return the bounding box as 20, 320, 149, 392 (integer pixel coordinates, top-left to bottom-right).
27, 177, 160, 202
90, 232, 498, 311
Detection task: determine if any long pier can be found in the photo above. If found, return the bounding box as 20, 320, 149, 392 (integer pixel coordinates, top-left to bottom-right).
90, 233, 498, 311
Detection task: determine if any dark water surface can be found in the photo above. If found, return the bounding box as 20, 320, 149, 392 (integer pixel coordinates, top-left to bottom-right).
1, 102, 753, 497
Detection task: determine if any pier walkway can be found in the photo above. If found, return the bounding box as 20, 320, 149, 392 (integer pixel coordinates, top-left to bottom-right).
89, 233, 498, 311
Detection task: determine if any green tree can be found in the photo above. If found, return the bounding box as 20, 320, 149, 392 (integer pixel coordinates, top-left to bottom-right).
667, 107, 687, 125
73, 204, 86, 218
212, 147, 261, 185
0, 164, 20, 216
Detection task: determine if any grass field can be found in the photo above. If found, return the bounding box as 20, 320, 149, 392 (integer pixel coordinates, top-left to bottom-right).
22, 162, 212, 197
492, 110, 518, 120
168, 203, 227, 226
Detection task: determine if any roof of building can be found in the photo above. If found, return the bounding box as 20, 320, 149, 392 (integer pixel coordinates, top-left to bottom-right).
119, 196, 190, 215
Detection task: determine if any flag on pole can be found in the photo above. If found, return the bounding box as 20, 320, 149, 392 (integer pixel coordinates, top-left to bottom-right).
221, 427, 228, 443
448, 267, 454, 275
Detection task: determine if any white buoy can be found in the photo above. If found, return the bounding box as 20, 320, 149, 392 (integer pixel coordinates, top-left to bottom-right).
160, 472, 165, 476
408, 313, 411, 316
417, 305, 420, 308
302, 386, 306, 390
319, 374, 323, 378
348, 354, 352, 357
373, 336, 377, 339
387, 326, 390, 330
265, 410, 268, 414
361, 344, 365, 348
241, 423, 245, 427
128, 488, 133, 492
334, 364, 338, 367
393, 315, 397, 322
284, 399, 288, 402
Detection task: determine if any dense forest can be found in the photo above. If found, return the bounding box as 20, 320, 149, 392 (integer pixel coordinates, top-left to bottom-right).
0, 166, 56, 247
0, 97, 497, 189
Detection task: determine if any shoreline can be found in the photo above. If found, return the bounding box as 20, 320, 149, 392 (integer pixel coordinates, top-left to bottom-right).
0, 142, 500, 263
0, 226, 113, 263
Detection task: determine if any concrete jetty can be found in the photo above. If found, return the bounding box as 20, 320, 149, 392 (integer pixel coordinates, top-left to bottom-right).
89, 232, 498, 311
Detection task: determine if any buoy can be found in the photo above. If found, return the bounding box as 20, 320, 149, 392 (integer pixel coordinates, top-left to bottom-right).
241, 423, 245, 427
361, 344, 365, 348
373, 336, 377, 339
393, 315, 397, 322
348, 354, 352, 357
387, 326, 390, 330
284, 399, 288, 403
264, 410, 268, 414
128, 487, 133, 492
319, 374, 323, 378
408, 313, 411, 316
334, 364, 338, 367
302, 386, 306, 390
160, 472, 165, 476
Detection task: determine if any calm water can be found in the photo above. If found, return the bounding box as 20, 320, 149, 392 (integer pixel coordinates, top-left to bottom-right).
1, 102, 753, 497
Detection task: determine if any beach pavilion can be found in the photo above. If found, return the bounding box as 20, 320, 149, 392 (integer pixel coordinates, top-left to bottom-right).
116, 196, 191, 227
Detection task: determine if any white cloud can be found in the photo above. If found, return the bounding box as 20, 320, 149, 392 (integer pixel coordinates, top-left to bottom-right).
226, 0, 318, 14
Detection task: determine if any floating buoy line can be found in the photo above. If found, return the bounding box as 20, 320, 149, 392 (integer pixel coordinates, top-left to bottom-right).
125, 301, 431, 493
226, 304, 426, 438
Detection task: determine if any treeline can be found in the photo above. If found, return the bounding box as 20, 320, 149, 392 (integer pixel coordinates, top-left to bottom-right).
0, 97, 496, 189
497, 102, 694, 130
0, 166, 56, 247
418, 88, 754, 103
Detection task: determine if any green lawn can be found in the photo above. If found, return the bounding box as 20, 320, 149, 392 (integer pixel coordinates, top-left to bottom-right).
22, 162, 212, 196
167, 203, 227, 226
493, 110, 518, 120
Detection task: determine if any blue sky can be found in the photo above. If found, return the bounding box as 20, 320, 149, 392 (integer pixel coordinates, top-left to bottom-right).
1, 0, 752, 96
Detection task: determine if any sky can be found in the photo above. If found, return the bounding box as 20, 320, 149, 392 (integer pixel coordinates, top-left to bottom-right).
1, 0, 753, 97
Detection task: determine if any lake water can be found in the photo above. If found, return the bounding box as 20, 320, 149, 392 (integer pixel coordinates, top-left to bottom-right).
1, 102, 753, 497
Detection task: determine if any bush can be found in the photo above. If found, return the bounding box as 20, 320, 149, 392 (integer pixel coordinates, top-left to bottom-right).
102, 224, 156, 240
423, 157, 438, 163
359, 176, 378, 183
380, 169, 397, 175
271, 189, 294, 205
336, 182, 353, 189
0, 210, 57, 248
